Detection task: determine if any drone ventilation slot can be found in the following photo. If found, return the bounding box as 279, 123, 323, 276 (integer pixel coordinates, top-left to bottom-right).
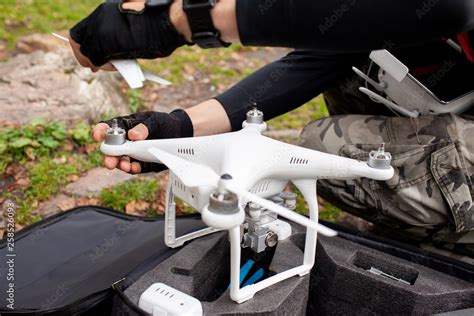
178, 148, 195, 155
289, 157, 308, 165
250, 180, 271, 194
174, 179, 186, 192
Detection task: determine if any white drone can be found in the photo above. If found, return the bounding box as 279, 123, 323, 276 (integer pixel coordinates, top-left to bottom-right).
100, 109, 394, 304
53, 33, 171, 89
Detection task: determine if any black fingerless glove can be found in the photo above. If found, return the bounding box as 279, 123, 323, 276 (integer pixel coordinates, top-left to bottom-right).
70, 2, 188, 66
104, 109, 193, 173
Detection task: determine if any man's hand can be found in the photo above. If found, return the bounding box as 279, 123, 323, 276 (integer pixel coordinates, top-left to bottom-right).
69, 1, 187, 68
92, 110, 193, 174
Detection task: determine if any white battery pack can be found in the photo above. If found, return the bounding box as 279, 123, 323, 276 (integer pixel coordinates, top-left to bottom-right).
138, 283, 203, 316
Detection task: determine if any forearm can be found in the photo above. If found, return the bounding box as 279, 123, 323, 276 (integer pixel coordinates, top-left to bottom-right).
171, 0, 474, 51
185, 99, 232, 136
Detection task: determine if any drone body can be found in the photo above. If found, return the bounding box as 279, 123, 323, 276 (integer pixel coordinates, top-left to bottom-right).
101, 109, 394, 303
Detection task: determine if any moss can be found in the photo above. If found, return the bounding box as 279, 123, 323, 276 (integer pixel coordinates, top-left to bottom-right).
100, 179, 158, 212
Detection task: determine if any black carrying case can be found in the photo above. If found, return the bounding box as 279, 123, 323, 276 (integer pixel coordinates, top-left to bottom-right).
1, 206, 473, 315
0, 206, 205, 315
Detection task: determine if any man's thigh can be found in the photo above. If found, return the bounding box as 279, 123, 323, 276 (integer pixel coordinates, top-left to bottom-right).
298, 114, 474, 246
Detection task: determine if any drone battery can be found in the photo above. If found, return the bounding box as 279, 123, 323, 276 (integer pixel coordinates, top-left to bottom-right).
138, 283, 203, 316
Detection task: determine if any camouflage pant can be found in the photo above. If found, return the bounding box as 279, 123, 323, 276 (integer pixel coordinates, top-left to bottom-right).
299, 114, 474, 264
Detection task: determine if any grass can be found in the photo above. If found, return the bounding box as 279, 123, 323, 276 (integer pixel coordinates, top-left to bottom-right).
0, 117, 100, 172
100, 179, 159, 212
267, 97, 329, 131
0, 0, 102, 49
127, 90, 144, 113
139, 44, 269, 87
1, 118, 104, 224
0, 117, 67, 172
28, 159, 77, 201
293, 186, 344, 222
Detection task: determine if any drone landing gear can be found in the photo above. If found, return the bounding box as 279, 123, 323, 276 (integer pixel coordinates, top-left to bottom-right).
230, 179, 320, 303
164, 176, 323, 304
164, 184, 221, 248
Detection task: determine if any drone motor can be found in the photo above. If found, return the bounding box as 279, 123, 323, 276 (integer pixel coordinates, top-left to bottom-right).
201, 175, 245, 230
104, 119, 126, 145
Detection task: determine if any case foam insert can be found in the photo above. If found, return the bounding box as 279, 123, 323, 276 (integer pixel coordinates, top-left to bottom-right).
125, 227, 473, 315
124, 231, 310, 316
308, 235, 474, 315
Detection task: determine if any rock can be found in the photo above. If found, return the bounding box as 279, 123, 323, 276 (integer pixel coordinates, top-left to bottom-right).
38, 194, 75, 218
66, 167, 135, 197
145, 82, 215, 112
0, 41, 8, 61
14, 32, 69, 55
125, 200, 150, 216
0, 48, 129, 125
0, 201, 7, 230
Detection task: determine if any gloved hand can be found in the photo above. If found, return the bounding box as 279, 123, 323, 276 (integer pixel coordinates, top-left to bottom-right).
93, 110, 193, 173
69, 1, 188, 67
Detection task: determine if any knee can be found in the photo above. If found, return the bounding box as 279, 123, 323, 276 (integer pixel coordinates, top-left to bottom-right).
298, 115, 386, 155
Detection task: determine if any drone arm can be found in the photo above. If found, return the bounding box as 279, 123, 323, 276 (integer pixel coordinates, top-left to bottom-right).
100, 136, 220, 164
309, 156, 394, 181
100, 141, 163, 163
261, 143, 394, 181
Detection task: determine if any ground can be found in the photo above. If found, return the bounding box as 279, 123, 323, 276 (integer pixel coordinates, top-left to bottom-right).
0, 0, 355, 235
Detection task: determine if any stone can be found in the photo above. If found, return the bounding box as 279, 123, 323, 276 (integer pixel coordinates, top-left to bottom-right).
0, 48, 129, 125
38, 194, 75, 218
14, 32, 69, 55
66, 167, 135, 197
0, 41, 8, 61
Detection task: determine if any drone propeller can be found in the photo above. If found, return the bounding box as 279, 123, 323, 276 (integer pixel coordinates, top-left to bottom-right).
147, 148, 337, 237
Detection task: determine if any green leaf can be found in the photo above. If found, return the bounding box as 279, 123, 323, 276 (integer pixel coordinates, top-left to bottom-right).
30, 117, 47, 127
51, 125, 67, 140
10, 137, 32, 148
71, 122, 92, 145
0, 141, 7, 154
39, 137, 60, 149
30, 140, 41, 148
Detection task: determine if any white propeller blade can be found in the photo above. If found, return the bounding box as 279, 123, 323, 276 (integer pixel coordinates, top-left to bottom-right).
111, 59, 146, 89
143, 71, 172, 86
147, 147, 219, 188
225, 183, 337, 237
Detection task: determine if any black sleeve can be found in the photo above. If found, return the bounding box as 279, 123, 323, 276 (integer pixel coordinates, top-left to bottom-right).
236, 0, 474, 52
214, 50, 365, 131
